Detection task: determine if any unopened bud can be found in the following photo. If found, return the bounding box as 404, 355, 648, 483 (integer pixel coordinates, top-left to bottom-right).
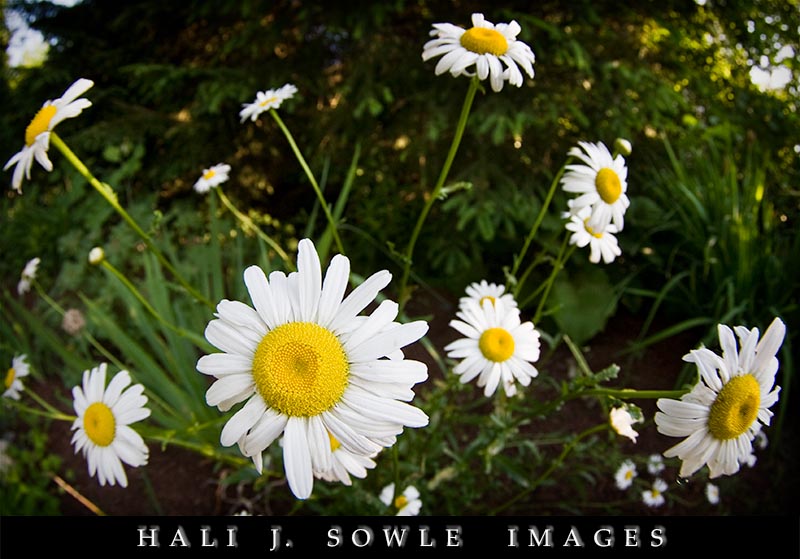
614, 138, 632, 157
88, 247, 105, 265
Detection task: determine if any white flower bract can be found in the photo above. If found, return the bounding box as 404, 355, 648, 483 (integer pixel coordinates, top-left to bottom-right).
655, 317, 785, 479
609, 406, 640, 443
3, 355, 31, 401
4, 78, 94, 194
705, 482, 720, 505
17, 257, 41, 296
445, 299, 540, 397
196, 238, 430, 500
614, 459, 637, 490
194, 163, 231, 193
239, 84, 298, 123
458, 279, 517, 311
647, 453, 665, 475
642, 478, 668, 507
70, 363, 151, 487
422, 13, 535, 92
380, 483, 422, 516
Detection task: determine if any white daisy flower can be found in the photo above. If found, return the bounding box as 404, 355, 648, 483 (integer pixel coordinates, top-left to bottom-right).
194, 163, 231, 193
421, 12, 535, 92
17, 257, 41, 296
239, 84, 298, 123
4, 78, 94, 194
609, 406, 641, 443
196, 238, 430, 500
380, 483, 422, 516
647, 453, 665, 475
458, 279, 517, 311
642, 478, 668, 508
3, 354, 31, 401
655, 317, 785, 479
444, 299, 540, 398
313, 431, 377, 487
565, 205, 622, 264
70, 363, 151, 487
561, 141, 630, 231
614, 459, 637, 490
705, 482, 720, 505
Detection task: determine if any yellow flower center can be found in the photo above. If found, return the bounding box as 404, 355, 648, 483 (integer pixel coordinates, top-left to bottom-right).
25, 105, 58, 146
5, 368, 16, 390
479, 295, 497, 307
582, 219, 604, 238
203, 169, 216, 180
707, 374, 761, 440
478, 327, 515, 362
651, 489, 661, 498
83, 402, 116, 447
595, 167, 622, 204
394, 495, 409, 510
252, 322, 349, 417
460, 27, 509, 56
625, 470, 633, 480
259, 96, 279, 108
328, 431, 341, 452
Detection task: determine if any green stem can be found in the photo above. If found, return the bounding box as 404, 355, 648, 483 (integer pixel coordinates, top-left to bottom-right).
144, 433, 261, 470
215, 188, 293, 269
568, 387, 690, 400
269, 110, 345, 256
6, 398, 75, 423
511, 160, 570, 297
50, 132, 215, 310
533, 232, 575, 324
398, 77, 480, 312
208, 190, 224, 302
491, 423, 608, 515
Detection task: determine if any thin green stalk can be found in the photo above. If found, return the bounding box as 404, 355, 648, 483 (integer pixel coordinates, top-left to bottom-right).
208, 190, 224, 302
533, 232, 575, 324
5, 398, 75, 422
269, 109, 345, 255
215, 188, 293, 269
50, 132, 214, 310
567, 387, 690, 400
398, 77, 480, 312
511, 160, 570, 298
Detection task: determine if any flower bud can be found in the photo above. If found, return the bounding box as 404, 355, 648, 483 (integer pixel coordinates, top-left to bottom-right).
614, 138, 632, 157
88, 247, 105, 266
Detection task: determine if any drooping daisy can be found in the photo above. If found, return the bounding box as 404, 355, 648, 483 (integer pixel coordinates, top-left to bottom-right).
614, 459, 637, 490
444, 299, 540, 397
70, 363, 151, 487
4, 78, 94, 194
647, 453, 665, 475
380, 483, 422, 516
458, 279, 517, 312
565, 205, 622, 264
561, 141, 630, 231
196, 238, 430, 500
642, 478, 668, 508
3, 354, 31, 401
239, 84, 298, 123
655, 317, 785, 479
705, 482, 720, 505
421, 13, 535, 92
609, 406, 641, 443
314, 431, 378, 487
17, 257, 41, 296
194, 163, 231, 193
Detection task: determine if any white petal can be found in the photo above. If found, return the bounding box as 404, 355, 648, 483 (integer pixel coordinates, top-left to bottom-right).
283, 417, 314, 499
297, 238, 322, 322
220, 395, 267, 447
205, 374, 255, 409
329, 270, 391, 334
347, 321, 428, 362
317, 254, 350, 328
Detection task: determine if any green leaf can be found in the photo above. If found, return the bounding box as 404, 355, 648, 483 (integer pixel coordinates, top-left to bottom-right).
550, 267, 618, 345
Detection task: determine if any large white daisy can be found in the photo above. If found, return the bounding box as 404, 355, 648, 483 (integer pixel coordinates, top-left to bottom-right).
4, 78, 94, 194
561, 141, 630, 231
70, 363, 151, 487
3, 354, 31, 401
196, 238, 430, 500
565, 205, 622, 264
444, 299, 540, 397
655, 317, 785, 479
194, 163, 231, 193
422, 13, 535, 92
458, 279, 517, 311
17, 256, 41, 296
239, 84, 298, 123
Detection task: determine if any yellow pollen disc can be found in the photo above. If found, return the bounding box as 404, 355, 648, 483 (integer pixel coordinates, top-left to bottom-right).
707, 374, 760, 440
328, 431, 341, 452
582, 219, 604, 238
83, 402, 116, 447
479, 295, 497, 307
625, 470, 633, 480
478, 327, 515, 362
5, 368, 16, 390
394, 495, 409, 509
595, 168, 622, 204
259, 96, 279, 108
252, 322, 349, 417
203, 169, 216, 180
25, 105, 58, 146
652, 490, 661, 498
460, 27, 509, 56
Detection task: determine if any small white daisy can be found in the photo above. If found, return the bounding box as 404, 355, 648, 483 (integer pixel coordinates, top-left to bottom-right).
458, 279, 517, 311
70, 363, 151, 487
655, 317, 785, 479
647, 453, 665, 475
609, 406, 641, 443
4, 78, 94, 194
313, 431, 377, 487
239, 84, 298, 123
444, 299, 540, 397
17, 257, 41, 296
196, 238, 430, 500
705, 482, 720, 505
561, 141, 630, 231
194, 163, 231, 193
380, 483, 422, 516
614, 459, 637, 490
421, 12, 535, 92
565, 205, 622, 264
3, 355, 31, 401
642, 478, 668, 508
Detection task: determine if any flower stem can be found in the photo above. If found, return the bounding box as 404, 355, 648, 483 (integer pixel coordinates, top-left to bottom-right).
269, 110, 345, 256
533, 232, 575, 324
398, 77, 480, 312
568, 387, 690, 400
6, 397, 75, 423
50, 132, 215, 310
